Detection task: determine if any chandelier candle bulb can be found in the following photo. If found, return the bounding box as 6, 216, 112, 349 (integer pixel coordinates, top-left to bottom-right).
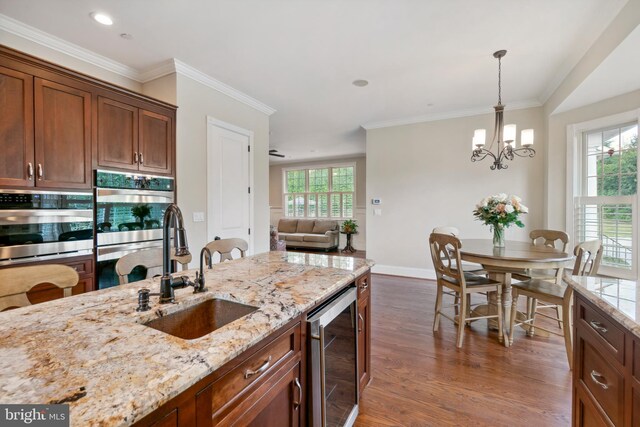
521, 129, 534, 146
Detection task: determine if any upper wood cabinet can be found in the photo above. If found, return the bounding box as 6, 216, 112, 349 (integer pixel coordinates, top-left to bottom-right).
34, 78, 92, 189
96, 97, 174, 176
0, 46, 177, 189
0, 65, 34, 187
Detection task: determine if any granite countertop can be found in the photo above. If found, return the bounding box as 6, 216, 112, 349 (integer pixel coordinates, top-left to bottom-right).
0, 251, 373, 426
564, 273, 640, 338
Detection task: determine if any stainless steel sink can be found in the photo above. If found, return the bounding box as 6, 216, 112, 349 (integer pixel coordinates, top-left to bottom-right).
144, 299, 258, 340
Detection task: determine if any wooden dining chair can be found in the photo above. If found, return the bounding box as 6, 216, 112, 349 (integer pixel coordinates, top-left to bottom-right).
432, 226, 485, 274
115, 248, 192, 285
204, 238, 248, 265
429, 233, 503, 348
509, 240, 603, 369
0, 264, 79, 311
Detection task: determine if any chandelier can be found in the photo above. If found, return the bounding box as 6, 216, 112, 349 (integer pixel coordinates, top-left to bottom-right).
471, 50, 535, 170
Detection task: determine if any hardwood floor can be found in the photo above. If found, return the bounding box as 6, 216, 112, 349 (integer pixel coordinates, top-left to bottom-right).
355, 274, 572, 427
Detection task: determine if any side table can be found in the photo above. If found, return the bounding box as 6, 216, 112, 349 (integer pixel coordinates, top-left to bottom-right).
341, 232, 356, 253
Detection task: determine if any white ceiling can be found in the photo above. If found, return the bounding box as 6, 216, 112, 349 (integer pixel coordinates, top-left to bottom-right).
0, 0, 628, 163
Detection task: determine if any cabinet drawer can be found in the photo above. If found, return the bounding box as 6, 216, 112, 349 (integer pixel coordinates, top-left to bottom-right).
575, 383, 611, 427
577, 298, 625, 364
357, 273, 370, 301
578, 336, 624, 426
202, 324, 300, 418
66, 258, 93, 276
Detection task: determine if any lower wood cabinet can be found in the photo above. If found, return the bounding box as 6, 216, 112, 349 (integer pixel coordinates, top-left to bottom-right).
573, 293, 639, 426
357, 272, 372, 394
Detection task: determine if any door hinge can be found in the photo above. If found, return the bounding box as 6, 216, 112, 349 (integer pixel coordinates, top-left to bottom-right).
248, 228, 251, 235
248, 145, 251, 152
248, 186, 251, 194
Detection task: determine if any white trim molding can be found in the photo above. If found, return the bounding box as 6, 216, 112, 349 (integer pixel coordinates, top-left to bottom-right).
0, 13, 276, 116
372, 264, 436, 280
0, 13, 139, 79
361, 99, 542, 130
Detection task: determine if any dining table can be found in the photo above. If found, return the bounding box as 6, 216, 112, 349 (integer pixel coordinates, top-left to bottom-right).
459, 239, 574, 347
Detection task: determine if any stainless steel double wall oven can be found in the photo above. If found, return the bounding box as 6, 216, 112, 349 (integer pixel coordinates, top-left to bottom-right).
0, 190, 93, 266
95, 170, 175, 289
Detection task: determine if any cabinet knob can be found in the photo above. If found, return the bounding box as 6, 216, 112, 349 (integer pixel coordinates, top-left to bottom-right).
139, 153, 144, 164
27, 163, 34, 180
133, 152, 138, 164
37, 164, 43, 180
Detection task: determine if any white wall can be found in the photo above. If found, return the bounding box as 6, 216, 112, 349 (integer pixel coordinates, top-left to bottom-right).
366, 107, 546, 277
269, 156, 366, 250
174, 73, 270, 257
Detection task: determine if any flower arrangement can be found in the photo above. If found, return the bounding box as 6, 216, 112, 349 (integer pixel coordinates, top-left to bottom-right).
341, 219, 358, 234
472, 194, 528, 247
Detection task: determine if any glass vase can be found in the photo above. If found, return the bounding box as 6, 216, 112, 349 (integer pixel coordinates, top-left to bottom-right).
492, 226, 505, 248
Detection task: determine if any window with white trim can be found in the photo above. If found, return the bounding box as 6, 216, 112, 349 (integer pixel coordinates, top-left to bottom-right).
283, 165, 355, 219
574, 122, 638, 277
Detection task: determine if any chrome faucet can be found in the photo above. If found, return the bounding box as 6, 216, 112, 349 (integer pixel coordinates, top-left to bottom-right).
193, 247, 212, 293
159, 204, 192, 303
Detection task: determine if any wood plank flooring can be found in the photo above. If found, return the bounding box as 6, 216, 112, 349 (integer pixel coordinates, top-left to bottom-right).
355, 274, 572, 427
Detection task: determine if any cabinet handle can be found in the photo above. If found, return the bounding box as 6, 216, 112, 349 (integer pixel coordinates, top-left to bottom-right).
133, 152, 138, 164
360, 278, 368, 291
589, 320, 608, 334
293, 377, 302, 410
358, 313, 364, 333
37, 164, 43, 180
244, 355, 272, 379
27, 163, 34, 180
139, 153, 144, 164
590, 370, 609, 390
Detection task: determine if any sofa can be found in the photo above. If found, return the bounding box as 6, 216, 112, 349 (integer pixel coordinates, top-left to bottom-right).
276, 219, 339, 251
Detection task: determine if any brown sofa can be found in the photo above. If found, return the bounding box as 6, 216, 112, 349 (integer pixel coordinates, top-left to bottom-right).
277, 219, 339, 251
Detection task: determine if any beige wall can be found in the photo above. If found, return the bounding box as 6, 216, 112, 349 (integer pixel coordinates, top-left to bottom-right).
175, 73, 271, 257
366, 107, 546, 277
142, 73, 177, 105
269, 156, 367, 249
545, 89, 640, 231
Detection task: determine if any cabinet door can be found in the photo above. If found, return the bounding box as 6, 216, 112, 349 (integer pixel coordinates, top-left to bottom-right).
358, 296, 371, 394
97, 96, 139, 171
139, 109, 173, 175
231, 361, 301, 427
34, 78, 91, 188
0, 65, 34, 187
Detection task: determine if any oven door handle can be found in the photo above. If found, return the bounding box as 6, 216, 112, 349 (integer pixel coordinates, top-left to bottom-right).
318, 324, 327, 426
96, 188, 174, 203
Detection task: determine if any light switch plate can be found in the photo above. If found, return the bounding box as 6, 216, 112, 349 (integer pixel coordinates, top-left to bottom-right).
373, 209, 382, 216
193, 212, 205, 222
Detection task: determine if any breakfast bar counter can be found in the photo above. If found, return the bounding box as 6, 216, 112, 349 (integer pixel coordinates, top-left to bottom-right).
0, 252, 373, 426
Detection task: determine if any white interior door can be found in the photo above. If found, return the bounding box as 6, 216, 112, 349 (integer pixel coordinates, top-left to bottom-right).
207, 117, 252, 253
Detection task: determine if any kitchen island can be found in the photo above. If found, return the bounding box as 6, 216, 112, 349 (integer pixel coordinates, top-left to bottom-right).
0, 251, 373, 426
564, 274, 640, 426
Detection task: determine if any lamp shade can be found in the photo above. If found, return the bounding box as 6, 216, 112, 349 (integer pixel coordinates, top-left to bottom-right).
521, 129, 534, 146
473, 129, 486, 147
503, 124, 516, 143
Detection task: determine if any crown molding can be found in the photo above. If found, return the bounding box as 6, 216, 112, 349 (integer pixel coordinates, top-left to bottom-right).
361, 99, 543, 130
173, 59, 276, 116
0, 14, 276, 116
0, 13, 139, 80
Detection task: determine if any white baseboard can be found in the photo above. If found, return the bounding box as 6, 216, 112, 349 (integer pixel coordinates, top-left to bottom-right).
372, 264, 436, 280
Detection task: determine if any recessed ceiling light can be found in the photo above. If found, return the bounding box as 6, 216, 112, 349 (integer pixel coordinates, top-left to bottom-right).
90, 12, 113, 26
120, 33, 133, 40
352, 79, 369, 87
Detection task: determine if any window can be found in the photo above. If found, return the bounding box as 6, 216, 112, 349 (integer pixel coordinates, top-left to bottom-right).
574, 122, 638, 277
283, 165, 355, 218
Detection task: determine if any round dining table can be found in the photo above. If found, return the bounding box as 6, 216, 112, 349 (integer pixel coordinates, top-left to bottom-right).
459, 239, 573, 347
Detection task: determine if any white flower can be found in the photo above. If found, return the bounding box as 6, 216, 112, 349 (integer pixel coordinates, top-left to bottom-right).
496, 193, 508, 202
504, 204, 515, 214
512, 195, 522, 203
520, 204, 529, 213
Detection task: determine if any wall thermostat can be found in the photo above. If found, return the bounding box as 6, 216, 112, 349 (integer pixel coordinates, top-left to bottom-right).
371, 198, 381, 205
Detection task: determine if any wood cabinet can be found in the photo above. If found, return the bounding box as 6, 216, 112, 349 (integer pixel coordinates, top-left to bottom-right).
573, 293, 638, 426
0, 255, 94, 305
96, 97, 174, 176
0, 67, 92, 189
357, 273, 372, 394
0, 46, 177, 189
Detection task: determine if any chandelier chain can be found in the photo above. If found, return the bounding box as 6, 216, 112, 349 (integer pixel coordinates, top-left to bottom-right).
497, 55, 502, 105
